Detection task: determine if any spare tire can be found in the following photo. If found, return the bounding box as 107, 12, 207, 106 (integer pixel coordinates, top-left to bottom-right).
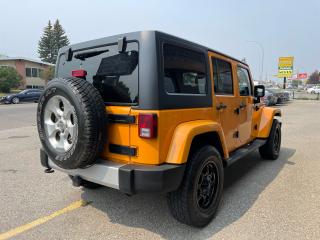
37, 77, 106, 169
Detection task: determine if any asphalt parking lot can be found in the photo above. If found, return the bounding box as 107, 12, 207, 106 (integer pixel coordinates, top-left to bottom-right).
0, 101, 320, 240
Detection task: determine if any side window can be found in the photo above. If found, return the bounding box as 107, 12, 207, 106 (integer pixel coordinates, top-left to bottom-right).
212, 57, 233, 95
26, 68, 32, 77
31, 68, 38, 77
237, 66, 252, 96
163, 44, 207, 95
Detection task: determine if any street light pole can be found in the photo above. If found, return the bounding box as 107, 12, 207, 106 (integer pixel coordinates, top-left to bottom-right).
248, 41, 264, 81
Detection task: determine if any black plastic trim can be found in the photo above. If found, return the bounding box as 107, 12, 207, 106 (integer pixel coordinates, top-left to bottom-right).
225, 139, 266, 166
109, 144, 137, 156
119, 163, 186, 194
56, 30, 247, 110
108, 114, 136, 124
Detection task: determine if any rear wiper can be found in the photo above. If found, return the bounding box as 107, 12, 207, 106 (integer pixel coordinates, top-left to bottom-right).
74, 49, 109, 60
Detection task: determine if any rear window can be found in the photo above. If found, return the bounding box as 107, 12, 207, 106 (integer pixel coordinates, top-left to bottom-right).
163, 44, 207, 95
57, 42, 139, 105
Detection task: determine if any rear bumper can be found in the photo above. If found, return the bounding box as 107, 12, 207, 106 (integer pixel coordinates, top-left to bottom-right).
40, 149, 185, 195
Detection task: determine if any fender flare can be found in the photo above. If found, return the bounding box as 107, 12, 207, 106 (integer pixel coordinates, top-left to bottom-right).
165, 120, 228, 164
257, 107, 281, 138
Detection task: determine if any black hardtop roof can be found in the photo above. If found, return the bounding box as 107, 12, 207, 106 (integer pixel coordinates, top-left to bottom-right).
61, 30, 248, 66
154, 31, 248, 66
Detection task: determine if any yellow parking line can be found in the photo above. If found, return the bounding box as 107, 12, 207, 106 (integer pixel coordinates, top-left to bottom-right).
0, 200, 87, 240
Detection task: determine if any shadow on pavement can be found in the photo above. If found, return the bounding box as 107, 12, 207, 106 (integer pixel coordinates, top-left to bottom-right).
81, 147, 295, 240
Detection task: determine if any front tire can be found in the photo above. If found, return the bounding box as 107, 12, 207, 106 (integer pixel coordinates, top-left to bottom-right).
167, 145, 224, 227
259, 119, 281, 160
11, 97, 19, 104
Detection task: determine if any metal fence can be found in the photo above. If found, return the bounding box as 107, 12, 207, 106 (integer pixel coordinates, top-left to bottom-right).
289, 90, 320, 100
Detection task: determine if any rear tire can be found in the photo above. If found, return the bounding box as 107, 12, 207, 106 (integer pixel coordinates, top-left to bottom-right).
259, 119, 281, 160
167, 145, 224, 227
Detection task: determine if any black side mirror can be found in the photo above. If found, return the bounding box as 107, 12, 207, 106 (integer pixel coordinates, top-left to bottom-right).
254, 85, 265, 103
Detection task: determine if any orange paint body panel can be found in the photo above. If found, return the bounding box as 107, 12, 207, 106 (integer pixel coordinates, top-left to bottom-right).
130, 108, 217, 165
100, 106, 131, 163
99, 51, 280, 166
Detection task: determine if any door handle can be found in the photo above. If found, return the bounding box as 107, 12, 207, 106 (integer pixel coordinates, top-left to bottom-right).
235, 102, 247, 115
216, 103, 227, 111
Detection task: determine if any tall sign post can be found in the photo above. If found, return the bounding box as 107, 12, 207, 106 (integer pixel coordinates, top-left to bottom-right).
277, 56, 294, 89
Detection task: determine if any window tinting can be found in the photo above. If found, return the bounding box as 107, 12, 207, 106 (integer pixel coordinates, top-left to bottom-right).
31, 68, 38, 77
38, 69, 43, 78
163, 44, 207, 95
212, 58, 233, 95
26, 68, 31, 77
57, 42, 139, 104
237, 67, 252, 96
26, 68, 43, 78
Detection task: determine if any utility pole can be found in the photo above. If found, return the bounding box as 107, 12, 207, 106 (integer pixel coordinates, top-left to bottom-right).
248, 41, 264, 81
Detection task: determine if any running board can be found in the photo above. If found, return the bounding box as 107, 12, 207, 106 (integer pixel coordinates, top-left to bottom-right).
225, 139, 266, 167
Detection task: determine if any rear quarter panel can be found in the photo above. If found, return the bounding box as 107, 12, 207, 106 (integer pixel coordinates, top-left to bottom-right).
165, 120, 228, 164
129, 108, 221, 165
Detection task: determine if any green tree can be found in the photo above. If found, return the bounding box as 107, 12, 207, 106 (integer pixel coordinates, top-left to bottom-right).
38, 21, 55, 64
40, 66, 55, 81
38, 20, 70, 64
52, 20, 70, 60
307, 70, 320, 84
0, 67, 22, 93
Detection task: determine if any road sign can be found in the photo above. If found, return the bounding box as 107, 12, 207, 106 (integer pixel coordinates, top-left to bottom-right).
278, 56, 294, 78
297, 73, 308, 79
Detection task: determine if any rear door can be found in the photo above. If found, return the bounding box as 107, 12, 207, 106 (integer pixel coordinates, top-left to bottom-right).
209, 53, 240, 152
23, 90, 34, 102
28, 90, 38, 101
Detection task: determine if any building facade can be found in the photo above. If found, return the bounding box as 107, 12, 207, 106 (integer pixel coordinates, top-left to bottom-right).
0, 57, 54, 89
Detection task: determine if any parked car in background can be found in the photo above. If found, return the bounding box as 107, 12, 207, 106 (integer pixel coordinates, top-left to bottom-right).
261, 89, 278, 106
307, 86, 320, 94
283, 91, 291, 101
266, 88, 286, 104
0, 89, 43, 104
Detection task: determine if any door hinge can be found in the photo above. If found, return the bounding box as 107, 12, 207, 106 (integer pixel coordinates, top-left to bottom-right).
216, 102, 227, 111
233, 131, 239, 138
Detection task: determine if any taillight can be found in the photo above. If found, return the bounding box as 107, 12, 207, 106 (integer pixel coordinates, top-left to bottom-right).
138, 114, 157, 139
72, 70, 87, 79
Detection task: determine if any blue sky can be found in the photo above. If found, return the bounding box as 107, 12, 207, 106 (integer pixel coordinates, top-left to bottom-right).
0, 0, 319, 81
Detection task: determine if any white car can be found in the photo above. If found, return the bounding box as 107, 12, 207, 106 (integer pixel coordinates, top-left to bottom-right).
307, 86, 320, 94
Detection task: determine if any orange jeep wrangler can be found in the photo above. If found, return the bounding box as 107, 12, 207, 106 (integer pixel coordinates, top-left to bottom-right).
37, 31, 281, 227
